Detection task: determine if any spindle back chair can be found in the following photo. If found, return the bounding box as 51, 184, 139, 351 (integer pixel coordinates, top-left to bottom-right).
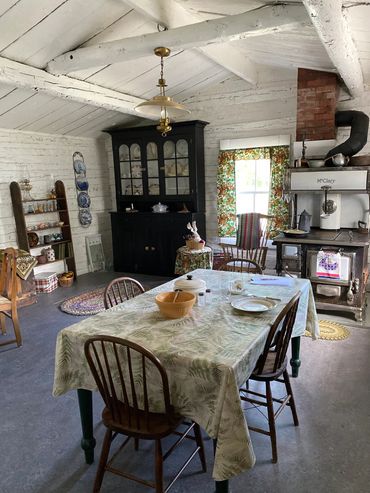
220, 214, 275, 271
240, 292, 300, 463
218, 258, 263, 274
0, 248, 22, 347
84, 336, 206, 492
104, 277, 145, 309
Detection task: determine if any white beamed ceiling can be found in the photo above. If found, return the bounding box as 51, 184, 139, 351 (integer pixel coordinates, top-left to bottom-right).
0, 0, 368, 137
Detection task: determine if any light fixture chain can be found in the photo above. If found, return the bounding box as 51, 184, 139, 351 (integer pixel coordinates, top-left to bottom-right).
134, 46, 190, 136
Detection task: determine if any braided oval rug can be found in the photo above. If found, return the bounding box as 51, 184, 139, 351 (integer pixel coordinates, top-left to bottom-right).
60, 287, 106, 315
305, 320, 350, 341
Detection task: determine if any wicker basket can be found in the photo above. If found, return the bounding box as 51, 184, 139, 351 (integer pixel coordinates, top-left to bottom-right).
155, 291, 196, 319
58, 271, 74, 287
186, 239, 204, 250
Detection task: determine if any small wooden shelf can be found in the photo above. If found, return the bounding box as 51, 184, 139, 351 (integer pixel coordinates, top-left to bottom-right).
22, 197, 63, 203
43, 239, 72, 247
24, 209, 67, 215
36, 257, 73, 265
27, 224, 66, 232
30, 239, 72, 250
10, 180, 77, 279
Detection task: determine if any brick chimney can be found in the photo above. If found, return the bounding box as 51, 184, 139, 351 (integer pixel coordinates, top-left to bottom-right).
296, 68, 339, 142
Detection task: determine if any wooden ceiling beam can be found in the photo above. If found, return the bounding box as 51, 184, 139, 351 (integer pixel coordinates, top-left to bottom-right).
0, 57, 156, 118
302, 0, 364, 97
122, 0, 258, 85
47, 4, 309, 76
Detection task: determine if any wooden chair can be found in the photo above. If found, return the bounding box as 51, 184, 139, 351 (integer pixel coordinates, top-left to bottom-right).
239, 292, 300, 463
0, 248, 22, 347
218, 258, 263, 274
220, 214, 275, 271
104, 277, 145, 309
84, 336, 206, 493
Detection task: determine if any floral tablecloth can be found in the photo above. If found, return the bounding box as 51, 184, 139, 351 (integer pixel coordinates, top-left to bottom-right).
174, 246, 213, 275
53, 269, 318, 481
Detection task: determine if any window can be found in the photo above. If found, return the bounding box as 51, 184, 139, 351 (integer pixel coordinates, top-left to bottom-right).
235, 158, 271, 215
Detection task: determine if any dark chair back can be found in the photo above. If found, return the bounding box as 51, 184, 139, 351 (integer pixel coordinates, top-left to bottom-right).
254, 292, 300, 375
104, 277, 145, 309
84, 336, 175, 432
218, 257, 263, 274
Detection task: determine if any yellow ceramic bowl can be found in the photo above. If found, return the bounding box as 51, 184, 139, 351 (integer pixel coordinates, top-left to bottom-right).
155, 291, 196, 319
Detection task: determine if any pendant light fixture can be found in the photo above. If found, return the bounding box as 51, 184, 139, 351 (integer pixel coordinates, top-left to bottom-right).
135, 47, 190, 136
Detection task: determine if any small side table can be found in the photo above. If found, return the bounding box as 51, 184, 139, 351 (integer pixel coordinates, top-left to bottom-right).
174, 246, 213, 275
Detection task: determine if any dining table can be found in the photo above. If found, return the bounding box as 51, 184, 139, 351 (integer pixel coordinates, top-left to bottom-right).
53, 269, 319, 492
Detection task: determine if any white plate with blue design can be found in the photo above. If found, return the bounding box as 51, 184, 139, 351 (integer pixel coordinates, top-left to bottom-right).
79, 208, 92, 226
77, 192, 90, 208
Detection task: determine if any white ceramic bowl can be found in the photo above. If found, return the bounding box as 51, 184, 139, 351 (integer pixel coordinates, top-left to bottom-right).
308, 159, 325, 168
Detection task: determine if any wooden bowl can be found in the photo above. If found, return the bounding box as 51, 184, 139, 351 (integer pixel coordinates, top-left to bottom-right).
155, 291, 196, 319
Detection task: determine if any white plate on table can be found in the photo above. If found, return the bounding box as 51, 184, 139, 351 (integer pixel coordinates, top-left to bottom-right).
231, 297, 277, 313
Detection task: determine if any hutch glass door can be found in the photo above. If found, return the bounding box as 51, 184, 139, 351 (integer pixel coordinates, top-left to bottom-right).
147, 142, 160, 196
119, 143, 144, 196
163, 139, 190, 196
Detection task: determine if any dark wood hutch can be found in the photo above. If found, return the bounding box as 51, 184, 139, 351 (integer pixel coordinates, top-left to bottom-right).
107, 120, 208, 276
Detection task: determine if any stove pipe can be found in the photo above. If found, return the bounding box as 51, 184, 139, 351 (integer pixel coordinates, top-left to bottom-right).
325, 110, 369, 163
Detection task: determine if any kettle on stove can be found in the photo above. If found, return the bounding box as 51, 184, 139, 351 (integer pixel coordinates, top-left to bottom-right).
298, 209, 311, 232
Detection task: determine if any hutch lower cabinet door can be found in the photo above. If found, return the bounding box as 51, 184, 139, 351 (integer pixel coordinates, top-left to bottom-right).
111, 212, 205, 276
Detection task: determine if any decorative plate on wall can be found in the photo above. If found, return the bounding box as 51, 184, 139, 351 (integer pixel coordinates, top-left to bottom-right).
76, 178, 89, 191
77, 191, 91, 208
73, 160, 86, 174
73, 151, 92, 227
79, 208, 92, 226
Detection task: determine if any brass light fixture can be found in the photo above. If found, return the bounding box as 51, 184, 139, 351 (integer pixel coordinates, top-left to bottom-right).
135, 47, 190, 136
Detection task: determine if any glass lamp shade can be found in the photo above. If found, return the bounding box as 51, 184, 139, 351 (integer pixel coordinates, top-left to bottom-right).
135, 95, 190, 119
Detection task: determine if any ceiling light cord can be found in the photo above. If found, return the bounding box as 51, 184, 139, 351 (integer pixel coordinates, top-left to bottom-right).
157, 53, 170, 135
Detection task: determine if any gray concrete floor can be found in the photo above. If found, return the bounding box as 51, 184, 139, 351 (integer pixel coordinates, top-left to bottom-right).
1, 268, 370, 493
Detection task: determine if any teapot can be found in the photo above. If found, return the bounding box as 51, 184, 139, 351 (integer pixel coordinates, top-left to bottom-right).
152, 202, 168, 213
298, 209, 311, 232
331, 153, 350, 167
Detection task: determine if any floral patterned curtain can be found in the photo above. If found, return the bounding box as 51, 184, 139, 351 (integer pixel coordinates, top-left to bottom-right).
217, 145, 290, 237
268, 146, 290, 236
217, 150, 237, 237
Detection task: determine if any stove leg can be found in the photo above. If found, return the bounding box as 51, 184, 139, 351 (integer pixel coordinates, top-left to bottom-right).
275, 244, 283, 276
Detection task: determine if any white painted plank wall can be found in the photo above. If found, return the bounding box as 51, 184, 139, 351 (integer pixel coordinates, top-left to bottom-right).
103, 67, 298, 243
0, 128, 113, 275
181, 66, 298, 240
